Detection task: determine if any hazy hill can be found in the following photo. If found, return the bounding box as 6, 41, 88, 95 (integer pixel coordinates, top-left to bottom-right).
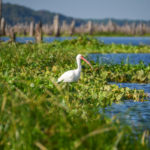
2, 3, 150, 26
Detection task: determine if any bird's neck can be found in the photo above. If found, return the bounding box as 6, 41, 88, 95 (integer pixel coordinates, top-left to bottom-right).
77, 58, 81, 72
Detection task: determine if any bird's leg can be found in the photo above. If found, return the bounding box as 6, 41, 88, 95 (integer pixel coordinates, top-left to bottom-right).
63, 83, 70, 91
66, 83, 70, 92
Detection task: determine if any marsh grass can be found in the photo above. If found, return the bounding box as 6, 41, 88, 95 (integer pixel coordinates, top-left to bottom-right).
0, 37, 150, 149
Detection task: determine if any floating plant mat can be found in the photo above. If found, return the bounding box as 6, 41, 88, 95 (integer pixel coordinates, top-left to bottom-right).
110, 82, 150, 94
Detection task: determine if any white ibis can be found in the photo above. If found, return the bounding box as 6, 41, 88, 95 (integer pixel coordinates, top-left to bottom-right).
57, 54, 92, 83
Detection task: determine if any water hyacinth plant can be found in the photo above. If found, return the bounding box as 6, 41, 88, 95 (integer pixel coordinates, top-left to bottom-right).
0, 37, 150, 149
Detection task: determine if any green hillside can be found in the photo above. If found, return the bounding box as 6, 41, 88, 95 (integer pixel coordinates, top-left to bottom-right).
2, 3, 86, 26
2, 3, 150, 26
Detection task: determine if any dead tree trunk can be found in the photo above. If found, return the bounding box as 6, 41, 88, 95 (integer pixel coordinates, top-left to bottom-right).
0, 0, 2, 19
53, 15, 60, 37
0, 18, 2, 36
0, 17, 5, 35
9, 28, 16, 42
87, 21, 93, 35
35, 22, 42, 43
0, 0, 2, 36
29, 21, 34, 36
69, 20, 75, 35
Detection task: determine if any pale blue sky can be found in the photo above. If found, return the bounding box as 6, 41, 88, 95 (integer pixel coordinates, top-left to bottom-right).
3, 0, 150, 20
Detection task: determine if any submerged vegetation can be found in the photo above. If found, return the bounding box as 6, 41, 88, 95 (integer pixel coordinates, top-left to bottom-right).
0, 37, 150, 149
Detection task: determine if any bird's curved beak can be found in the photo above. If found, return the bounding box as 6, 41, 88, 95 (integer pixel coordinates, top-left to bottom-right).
81, 56, 93, 69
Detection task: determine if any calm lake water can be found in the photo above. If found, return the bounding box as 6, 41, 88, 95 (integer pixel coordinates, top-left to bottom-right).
0, 36, 150, 45
0, 37, 74, 44
96, 37, 150, 45
89, 53, 150, 65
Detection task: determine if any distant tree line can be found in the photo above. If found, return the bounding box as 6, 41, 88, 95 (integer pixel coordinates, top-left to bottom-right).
0, 2, 150, 41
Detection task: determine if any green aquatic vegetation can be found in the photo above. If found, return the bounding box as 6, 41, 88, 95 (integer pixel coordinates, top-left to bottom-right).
0, 38, 150, 149
94, 63, 150, 83
0, 82, 149, 150
55, 36, 150, 53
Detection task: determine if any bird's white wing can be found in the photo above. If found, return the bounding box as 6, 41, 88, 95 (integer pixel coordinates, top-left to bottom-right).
57, 70, 75, 83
